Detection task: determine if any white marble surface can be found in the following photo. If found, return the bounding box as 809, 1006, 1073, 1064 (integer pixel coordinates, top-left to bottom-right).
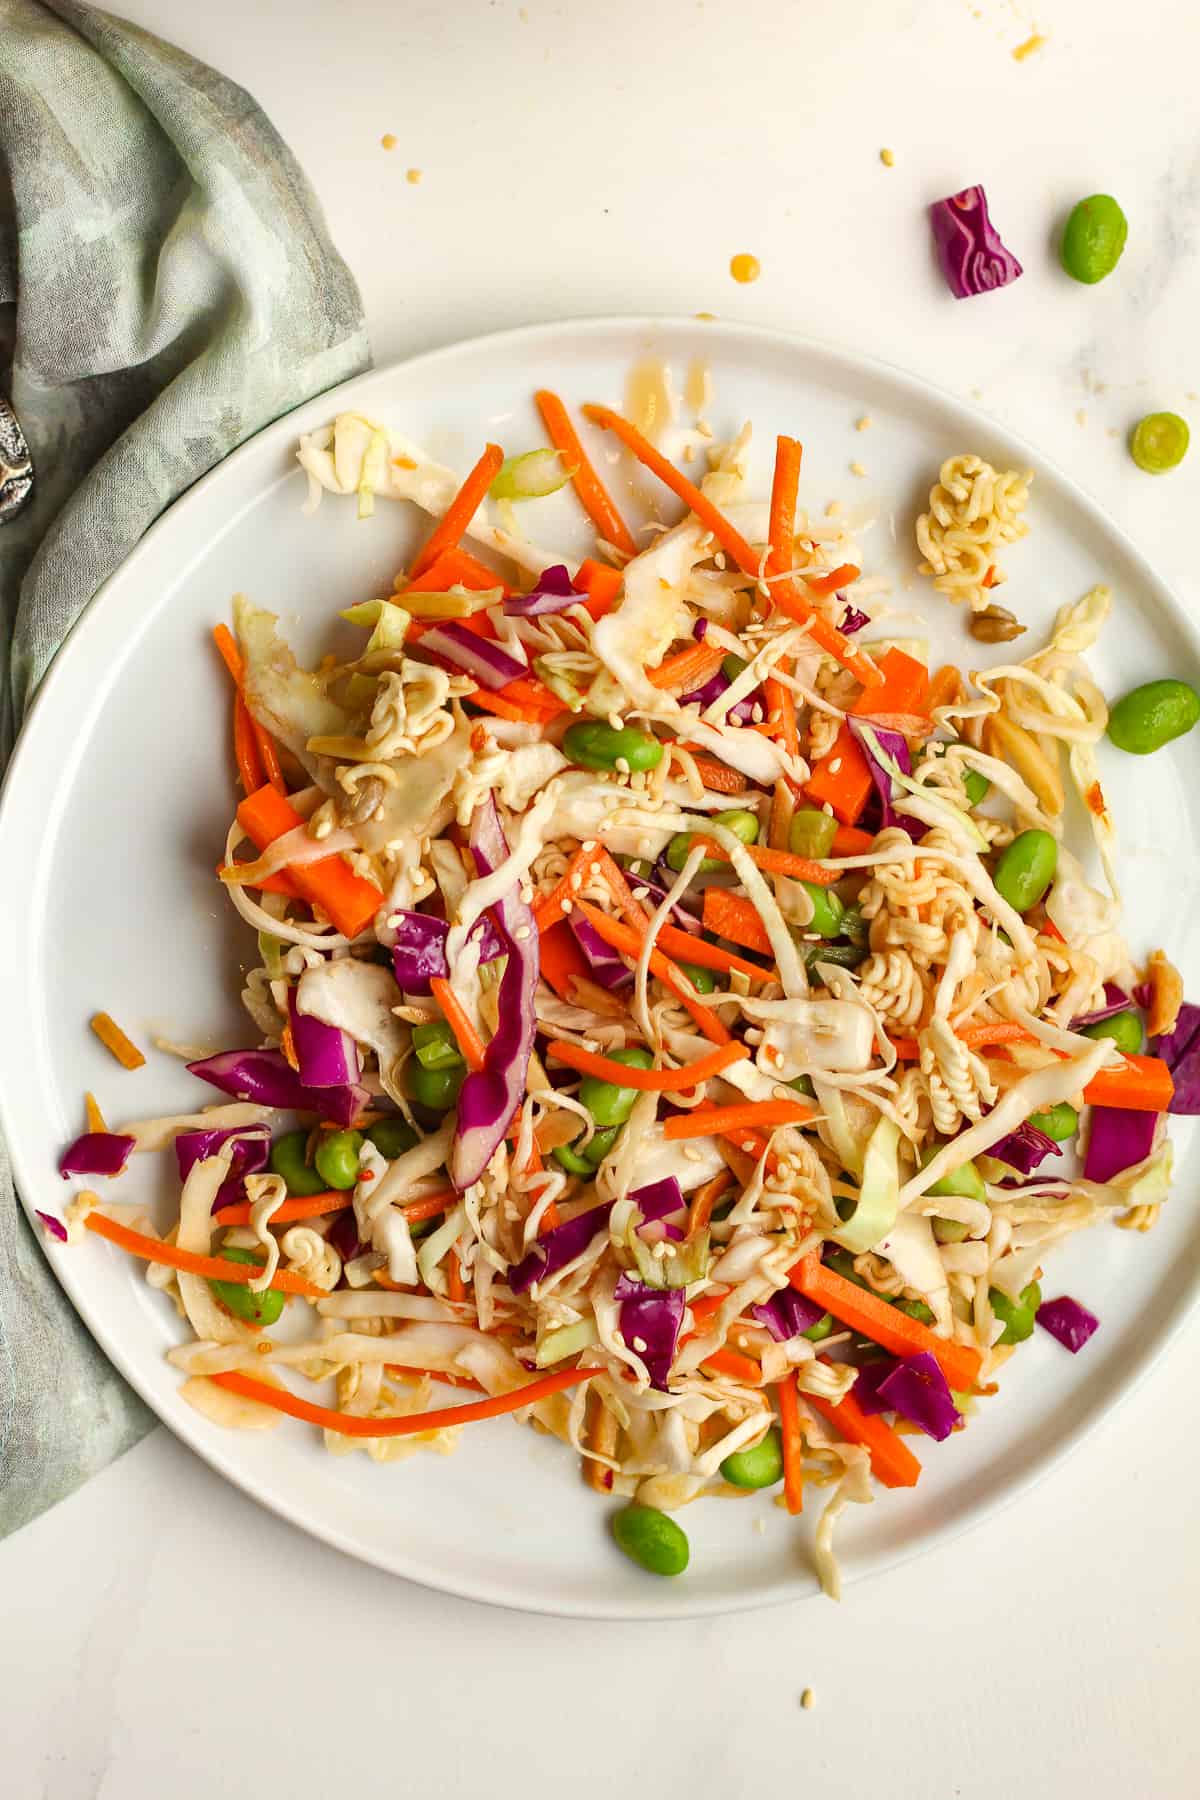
5, 0, 1200, 1793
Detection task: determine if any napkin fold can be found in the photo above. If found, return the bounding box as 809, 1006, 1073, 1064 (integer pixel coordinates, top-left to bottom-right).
0, 0, 370, 1536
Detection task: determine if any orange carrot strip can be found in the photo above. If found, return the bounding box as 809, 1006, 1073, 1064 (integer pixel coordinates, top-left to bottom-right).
429, 975, 487, 1072
888, 1022, 1036, 1061
853, 647, 930, 721
687, 1171, 733, 1237
447, 1246, 466, 1304
84, 1091, 109, 1134
646, 642, 726, 693
582, 1389, 618, 1492
571, 900, 731, 1044
237, 785, 384, 939
767, 435, 802, 574
804, 721, 874, 825
790, 1252, 982, 1392
400, 1190, 458, 1224
538, 918, 595, 999
210, 1364, 600, 1438
84, 1211, 325, 1296
534, 842, 608, 932
675, 749, 746, 794
1082, 1055, 1175, 1112
215, 1191, 350, 1226
535, 390, 638, 557
832, 824, 875, 856
691, 838, 840, 885
574, 557, 624, 620
409, 444, 505, 580
497, 674, 568, 720
652, 923, 773, 983
702, 1347, 763, 1386
89, 1012, 145, 1071
806, 1384, 922, 1489
662, 1099, 812, 1140
410, 546, 510, 595
214, 624, 285, 793
545, 1038, 748, 1091
927, 664, 963, 712
801, 562, 861, 599
590, 848, 654, 933
776, 1373, 805, 1513
465, 690, 543, 724
702, 888, 774, 957
233, 691, 265, 794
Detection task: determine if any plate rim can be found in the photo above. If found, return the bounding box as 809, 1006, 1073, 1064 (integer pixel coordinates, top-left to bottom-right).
2, 311, 1197, 1619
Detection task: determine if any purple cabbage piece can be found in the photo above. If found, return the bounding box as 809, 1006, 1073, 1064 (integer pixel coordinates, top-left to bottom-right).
174, 1125, 270, 1213
391, 910, 503, 996
58, 1131, 136, 1180
451, 798, 540, 1191
36, 1210, 68, 1243
839, 602, 870, 635
326, 1206, 366, 1263
1035, 1295, 1100, 1354
850, 1357, 902, 1416
1132, 981, 1153, 1010
508, 1177, 685, 1294
1071, 983, 1133, 1031
692, 618, 709, 641
751, 1288, 827, 1343
876, 1351, 962, 1441
679, 666, 760, 725
629, 1176, 686, 1223
420, 620, 528, 690
287, 988, 360, 1090
567, 909, 633, 990
186, 1049, 368, 1127
626, 863, 703, 936
847, 717, 925, 839
1083, 1105, 1158, 1183
988, 1120, 1061, 1176
1150, 1000, 1200, 1116
503, 564, 584, 618
929, 185, 1023, 299
614, 1274, 685, 1390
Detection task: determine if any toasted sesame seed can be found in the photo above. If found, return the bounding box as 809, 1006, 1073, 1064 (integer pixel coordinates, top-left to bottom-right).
800, 1687, 815, 1710
879, 146, 895, 166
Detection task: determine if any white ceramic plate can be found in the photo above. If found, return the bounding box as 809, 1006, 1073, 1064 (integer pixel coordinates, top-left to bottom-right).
3, 318, 1197, 1619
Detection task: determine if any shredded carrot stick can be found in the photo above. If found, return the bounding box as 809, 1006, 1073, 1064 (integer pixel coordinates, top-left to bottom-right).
447, 1246, 466, 1304
646, 642, 726, 692
534, 390, 638, 557
533, 842, 609, 931
214, 623, 285, 793
805, 1384, 922, 1489
852, 647, 930, 721
776, 1373, 805, 1513
590, 848, 654, 933
464, 689, 545, 725
684, 1290, 730, 1335
790, 1252, 982, 1392
687, 1170, 732, 1237
832, 824, 875, 856
571, 900, 731, 1044
888, 1021, 1036, 1061
582, 1388, 618, 1491
676, 749, 747, 794
537, 918, 595, 1000
652, 923, 773, 983
215, 1191, 350, 1226
1083, 1054, 1174, 1112
573, 558, 624, 620
545, 1038, 748, 1091
84, 1211, 325, 1296
84, 1092, 109, 1134
409, 444, 505, 581
764, 667, 800, 768
89, 1012, 145, 1071
702, 1347, 763, 1386
386, 1362, 487, 1392
233, 692, 265, 793
663, 1098, 812, 1140
210, 1364, 600, 1438
429, 975, 487, 1072
216, 861, 301, 897
701, 888, 774, 957
804, 721, 874, 825
399, 1190, 458, 1224
692, 838, 840, 885
409, 545, 510, 595
237, 784, 384, 940
582, 405, 882, 687
927, 664, 963, 712
767, 435, 802, 575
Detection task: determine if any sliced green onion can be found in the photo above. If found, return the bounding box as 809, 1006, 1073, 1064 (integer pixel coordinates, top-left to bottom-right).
257, 930, 283, 979
490, 449, 573, 501
535, 1317, 599, 1367
831, 1115, 900, 1252
532, 658, 586, 711
416, 1200, 468, 1292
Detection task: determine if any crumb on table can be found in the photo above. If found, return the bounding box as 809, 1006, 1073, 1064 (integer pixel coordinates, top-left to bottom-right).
800, 1687, 816, 1711
730, 253, 761, 284
879, 147, 895, 167
407, 168, 423, 185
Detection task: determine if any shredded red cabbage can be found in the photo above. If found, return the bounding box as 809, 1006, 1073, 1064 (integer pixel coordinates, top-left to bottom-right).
451, 798, 540, 1190
1083, 1105, 1158, 1183
508, 1179, 686, 1293
1071, 983, 1132, 1030
503, 564, 584, 617
839, 602, 870, 634
35, 1209, 68, 1243
850, 1357, 902, 1415
848, 717, 925, 839
679, 667, 760, 725
989, 1119, 1061, 1175
58, 1131, 136, 1180
1036, 1294, 1099, 1353
876, 1351, 961, 1440
1132, 981, 1153, 1010
287, 988, 360, 1090
187, 1049, 367, 1126
630, 1176, 686, 1222
929, 185, 1023, 299
391, 910, 503, 995
420, 621, 528, 690
325, 1206, 366, 1263
614, 1274, 685, 1390
751, 1288, 827, 1342
567, 909, 633, 989
174, 1124, 270, 1212
1150, 1001, 1200, 1116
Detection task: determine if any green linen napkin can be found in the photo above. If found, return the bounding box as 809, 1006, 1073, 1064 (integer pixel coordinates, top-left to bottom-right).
0, 0, 370, 1535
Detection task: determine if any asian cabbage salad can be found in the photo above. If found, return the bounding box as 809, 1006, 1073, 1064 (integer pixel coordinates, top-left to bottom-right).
50, 390, 1200, 1598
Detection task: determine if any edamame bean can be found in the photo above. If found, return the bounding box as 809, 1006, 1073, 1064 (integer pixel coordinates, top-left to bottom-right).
1081, 1009, 1144, 1054
562, 719, 664, 772
269, 1128, 328, 1198
919, 1143, 987, 1203
1060, 193, 1128, 284
803, 1311, 835, 1342
989, 1280, 1041, 1345
789, 1074, 815, 1097
411, 1019, 464, 1070
553, 1125, 620, 1174
366, 1117, 419, 1160
893, 1296, 934, 1324
1026, 1101, 1079, 1142
1107, 678, 1200, 754
721, 653, 749, 681
933, 1217, 971, 1244
207, 1246, 285, 1327
962, 767, 990, 807
788, 808, 838, 858
993, 829, 1057, 914
679, 962, 717, 994
824, 1248, 868, 1289
314, 1129, 363, 1191
1130, 412, 1189, 474
408, 1061, 466, 1112
610, 1504, 690, 1576
666, 807, 759, 873
579, 1046, 655, 1126
801, 881, 846, 939
720, 1426, 784, 1490
802, 939, 866, 972
841, 905, 869, 948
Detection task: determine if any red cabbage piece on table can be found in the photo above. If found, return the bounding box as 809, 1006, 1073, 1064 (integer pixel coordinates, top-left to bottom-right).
35, 1210, 69, 1242
876, 1352, 961, 1441
1150, 1000, 1200, 1115
187, 1048, 368, 1127
929, 186, 1023, 298
614, 1274, 685, 1390
58, 1131, 136, 1179
1036, 1295, 1099, 1353
1083, 1105, 1158, 1183
175, 1124, 270, 1213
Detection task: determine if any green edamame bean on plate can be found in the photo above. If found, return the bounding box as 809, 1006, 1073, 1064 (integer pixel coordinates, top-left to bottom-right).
611, 1503, 690, 1576
314, 1128, 363, 1191
1107, 678, 1200, 754
679, 962, 717, 994
919, 1142, 987, 1203
579, 1045, 654, 1126
366, 1117, 419, 1160
962, 767, 990, 807
1060, 193, 1128, 284
562, 719, 664, 772
1027, 1101, 1079, 1142
990, 1280, 1041, 1346
408, 1061, 466, 1112
207, 1246, 285, 1327
411, 1018, 464, 1070
1129, 412, 1189, 475
993, 829, 1057, 914
933, 1216, 971, 1244
801, 880, 845, 939
803, 1311, 834, 1342
269, 1127, 328, 1198
552, 1124, 621, 1174
788, 807, 838, 858
721, 1426, 784, 1489
1081, 1009, 1144, 1055
666, 807, 759, 873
